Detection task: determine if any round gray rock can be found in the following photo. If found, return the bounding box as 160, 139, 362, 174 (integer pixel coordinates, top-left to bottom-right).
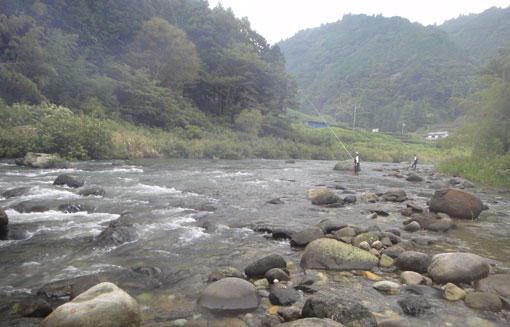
427, 253, 490, 284
197, 277, 259, 312
394, 251, 431, 273
301, 238, 378, 271
41, 282, 141, 327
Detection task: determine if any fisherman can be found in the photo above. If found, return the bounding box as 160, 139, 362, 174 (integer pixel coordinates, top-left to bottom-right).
412, 154, 418, 169
354, 152, 360, 172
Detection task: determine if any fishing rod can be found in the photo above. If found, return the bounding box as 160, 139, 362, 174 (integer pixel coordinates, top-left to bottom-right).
304, 95, 353, 160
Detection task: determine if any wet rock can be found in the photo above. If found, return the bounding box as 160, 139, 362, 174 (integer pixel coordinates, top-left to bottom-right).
369, 209, 389, 216
195, 203, 217, 212
333, 159, 354, 171
377, 318, 411, 327
382, 188, 407, 202
406, 174, 423, 182
343, 195, 356, 204
400, 271, 423, 285
0, 207, 8, 240
78, 186, 106, 197
265, 268, 290, 284
352, 232, 379, 248
281, 318, 345, 327
318, 219, 347, 234
291, 227, 324, 247
197, 277, 259, 312
245, 254, 287, 278
427, 252, 490, 284
429, 188, 484, 219
301, 238, 378, 271
278, 306, 301, 322
403, 221, 421, 232
267, 198, 284, 204
406, 203, 424, 212
0, 317, 43, 327
312, 192, 342, 206
379, 254, 394, 268
443, 283, 466, 301
397, 295, 431, 316
269, 285, 300, 306
464, 292, 502, 312
400, 207, 414, 217
371, 240, 383, 250
358, 241, 371, 251
301, 291, 377, 327
394, 251, 431, 273
1, 187, 31, 198
306, 189, 332, 201
475, 274, 510, 303
53, 174, 84, 188
208, 267, 244, 282
360, 192, 379, 203
272, 227, 295, 239
0, 297, 52, 319
58, 203, 95, 213
373, 281, 401, 294
11, 202, 49, 213
95, 221, 137, 247
16, 152, 67, 169
40, 282, 141, 327
333, 226, 357, 239
427, 217, 455, 232
381, 244, 408, 259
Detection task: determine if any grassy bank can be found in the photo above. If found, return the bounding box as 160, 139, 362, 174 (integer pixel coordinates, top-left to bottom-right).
436, 155, 510, 186
0, 102, 464, 163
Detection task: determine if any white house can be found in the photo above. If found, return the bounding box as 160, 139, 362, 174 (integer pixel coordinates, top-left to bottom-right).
426, 131, 449, 140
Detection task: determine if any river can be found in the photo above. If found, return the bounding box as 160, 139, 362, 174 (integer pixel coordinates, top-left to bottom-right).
1, 159, 509, 326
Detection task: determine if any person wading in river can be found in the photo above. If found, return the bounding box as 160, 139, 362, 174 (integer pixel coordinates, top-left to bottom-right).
354, 152, 360, 173
412, 154, 418, 169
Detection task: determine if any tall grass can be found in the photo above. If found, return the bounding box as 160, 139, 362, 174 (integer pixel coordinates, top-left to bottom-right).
437, 155, 510, 186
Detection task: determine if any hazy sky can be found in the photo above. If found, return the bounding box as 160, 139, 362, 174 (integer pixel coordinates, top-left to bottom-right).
208, 0, 510, 44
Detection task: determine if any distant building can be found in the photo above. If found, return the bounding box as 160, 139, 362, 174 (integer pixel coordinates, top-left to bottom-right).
305, 120, 328, 128
372, 128, 379, 133
426, 131, 449, 140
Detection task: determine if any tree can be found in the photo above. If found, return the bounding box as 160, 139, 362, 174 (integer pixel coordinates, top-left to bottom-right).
128, 17, 200, 91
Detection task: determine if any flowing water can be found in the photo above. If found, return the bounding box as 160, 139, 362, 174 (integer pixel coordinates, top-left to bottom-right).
0, 159, 509, 326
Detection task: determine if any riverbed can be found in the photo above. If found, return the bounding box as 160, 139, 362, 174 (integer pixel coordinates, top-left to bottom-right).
1, 159, 509, 326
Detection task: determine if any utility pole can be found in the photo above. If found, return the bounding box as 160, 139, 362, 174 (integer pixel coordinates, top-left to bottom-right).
352, 104, 358, 131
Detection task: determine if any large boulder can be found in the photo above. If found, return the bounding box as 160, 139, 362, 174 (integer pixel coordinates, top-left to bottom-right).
95, 221, 137, 247
0, 207, 8, 240
333, 160, 354, 171
301, 238, 378, 271
197, 277, 259, 312
281, 318, 346, 327
307, 190, 341, 206
245, 254, 287, 278
40, 282, 141, 327
382, 188, 407, 202
16, 152, 67, 169
427, 252, 490, 284
429, 188, 484, 219
1, 187, 31, 198
301, 292, 376, 327
54, 174, 84, 188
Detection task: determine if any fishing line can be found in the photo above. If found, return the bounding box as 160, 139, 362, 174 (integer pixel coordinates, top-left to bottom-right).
304, 95, 353, 160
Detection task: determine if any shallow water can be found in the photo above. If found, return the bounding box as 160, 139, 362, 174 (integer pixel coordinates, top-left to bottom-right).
0, 159, 509, 326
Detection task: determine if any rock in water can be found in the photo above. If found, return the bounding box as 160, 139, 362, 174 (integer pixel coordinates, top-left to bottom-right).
54, 174, 85, 188
427, 252, 490, 284
301, 291, 376, 327
0, 206, 8, 240
333, 160, 354, 171
301, 238, 378, 271
197, 277, 259, 312
429, 188, 484, 219
41, 282, 141, 327
245, 254, 287, 278
16, 152, 66, 169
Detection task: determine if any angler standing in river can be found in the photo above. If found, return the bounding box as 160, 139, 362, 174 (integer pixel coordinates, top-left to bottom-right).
354, 152, 360, 173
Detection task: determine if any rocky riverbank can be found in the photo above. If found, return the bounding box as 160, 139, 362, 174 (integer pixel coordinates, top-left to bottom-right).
0, 161, 509, 327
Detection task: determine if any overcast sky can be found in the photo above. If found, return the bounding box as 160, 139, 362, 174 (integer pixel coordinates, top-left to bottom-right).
208, 0, 510, 44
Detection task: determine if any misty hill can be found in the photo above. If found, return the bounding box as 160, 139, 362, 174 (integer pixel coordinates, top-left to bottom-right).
440, 6, 510, 63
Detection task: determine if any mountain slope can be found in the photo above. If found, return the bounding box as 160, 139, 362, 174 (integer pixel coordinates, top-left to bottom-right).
440, 6, 510, 63
279, 14, 476, 132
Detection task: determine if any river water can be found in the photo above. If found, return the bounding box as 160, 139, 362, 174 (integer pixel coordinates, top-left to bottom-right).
0, 159, 509, 326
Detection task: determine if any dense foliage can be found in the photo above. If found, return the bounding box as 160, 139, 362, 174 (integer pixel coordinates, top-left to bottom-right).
279, 14, 477, 133
0, 0, 295, 130
437, 46, 510, 186
440, 6, 510, 63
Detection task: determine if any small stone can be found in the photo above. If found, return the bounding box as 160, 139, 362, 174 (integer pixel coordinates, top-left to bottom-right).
400, 271, 423, 285
367, 213, 378, 219
404, 221, 421, 232
443, 283, 466, 301
373, 281, 401, 295
379, 254, 394, 268
371, 240, 383, 250
363, 271, 381, 281
359, 241, 371, 251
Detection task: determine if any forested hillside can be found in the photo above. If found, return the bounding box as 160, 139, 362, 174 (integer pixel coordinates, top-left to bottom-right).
279, 14, 477, 133
440, 6, 510, 63
0, 0, 295, 129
